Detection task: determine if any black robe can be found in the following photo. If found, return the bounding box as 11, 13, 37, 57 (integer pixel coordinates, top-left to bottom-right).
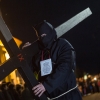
32, 38, 82, 100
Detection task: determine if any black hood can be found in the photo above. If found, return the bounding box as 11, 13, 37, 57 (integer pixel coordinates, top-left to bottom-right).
35, 20, 57, 50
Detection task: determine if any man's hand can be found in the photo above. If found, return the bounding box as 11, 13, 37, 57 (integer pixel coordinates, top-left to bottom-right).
22, 42, 31, 49
32, 83, 46, 97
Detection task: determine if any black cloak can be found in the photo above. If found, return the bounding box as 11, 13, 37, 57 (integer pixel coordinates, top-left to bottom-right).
32, 21, 82, 100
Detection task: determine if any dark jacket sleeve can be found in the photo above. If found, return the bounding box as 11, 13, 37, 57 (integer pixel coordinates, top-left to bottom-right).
43, 40, 73, 93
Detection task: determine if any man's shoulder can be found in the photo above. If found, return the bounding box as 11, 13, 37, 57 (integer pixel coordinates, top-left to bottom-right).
57, 38, 70, 43
56, 38, 74, 48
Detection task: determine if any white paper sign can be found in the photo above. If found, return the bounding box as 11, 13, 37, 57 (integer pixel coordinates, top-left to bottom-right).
40, 58, 52, 76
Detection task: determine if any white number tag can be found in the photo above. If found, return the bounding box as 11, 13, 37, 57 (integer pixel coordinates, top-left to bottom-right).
40, 58, 52, 76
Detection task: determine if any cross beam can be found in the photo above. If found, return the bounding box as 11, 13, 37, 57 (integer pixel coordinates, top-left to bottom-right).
56, 7, 92, 38
0, 16, 48, 100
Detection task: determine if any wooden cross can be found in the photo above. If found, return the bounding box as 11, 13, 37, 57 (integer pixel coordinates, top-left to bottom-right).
0, 7, 92, 100
0, 16, 47, 100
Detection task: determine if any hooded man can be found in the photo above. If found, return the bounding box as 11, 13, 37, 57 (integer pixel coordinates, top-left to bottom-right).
23, 20, 82, 100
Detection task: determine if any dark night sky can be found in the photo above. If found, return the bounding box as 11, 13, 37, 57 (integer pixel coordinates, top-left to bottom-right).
1, 0, 100, 74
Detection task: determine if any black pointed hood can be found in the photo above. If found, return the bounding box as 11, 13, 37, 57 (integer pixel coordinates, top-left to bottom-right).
35, 20, 57, 50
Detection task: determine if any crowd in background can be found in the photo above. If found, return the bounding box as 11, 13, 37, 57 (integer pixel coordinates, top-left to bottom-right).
0, 82, 34, 100
1, 74, 100, 99
77, 74, 100, 96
